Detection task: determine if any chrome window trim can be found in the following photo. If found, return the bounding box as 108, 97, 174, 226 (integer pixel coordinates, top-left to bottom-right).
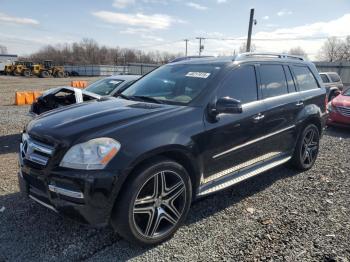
213, 125, 295, 159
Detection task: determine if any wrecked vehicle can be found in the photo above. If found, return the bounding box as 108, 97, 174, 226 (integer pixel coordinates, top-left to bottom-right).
30, 75, 140, 116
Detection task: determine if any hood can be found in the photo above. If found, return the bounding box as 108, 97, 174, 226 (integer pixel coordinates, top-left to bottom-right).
26, 98, 178, 146
332, 94, 350, 107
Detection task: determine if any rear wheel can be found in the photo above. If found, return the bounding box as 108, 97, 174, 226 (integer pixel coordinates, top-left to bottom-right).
56, 71, 64, 78
290, 124, 320, 170
23, 70, 31, 77
111, 158, 192, 246
40, 71, 50, 78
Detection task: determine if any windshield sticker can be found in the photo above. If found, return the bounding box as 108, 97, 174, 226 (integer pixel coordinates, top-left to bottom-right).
109, 80, 122, 84
186, 72, 211, 79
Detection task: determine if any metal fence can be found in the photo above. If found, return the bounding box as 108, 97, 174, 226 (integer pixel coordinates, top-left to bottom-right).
63, 63, 159, 76
315, 62, 350, 86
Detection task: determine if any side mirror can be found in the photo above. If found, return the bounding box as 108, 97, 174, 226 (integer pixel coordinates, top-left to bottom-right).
211, 97, 243, 116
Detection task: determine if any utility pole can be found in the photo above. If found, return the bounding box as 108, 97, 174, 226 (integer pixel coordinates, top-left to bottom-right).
246, 8, 255, 52
184, 39, 189, 56
196, 37, 205, 56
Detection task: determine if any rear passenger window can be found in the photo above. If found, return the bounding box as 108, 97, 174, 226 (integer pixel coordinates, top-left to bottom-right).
329, 73, 341, 82
293, 66, 319, 91
260, 65, 288, 98
218, 66, 258, 103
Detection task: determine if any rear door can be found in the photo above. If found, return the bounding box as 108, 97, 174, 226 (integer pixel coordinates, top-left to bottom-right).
291, 64, 324, 113
257, 63, 301, 155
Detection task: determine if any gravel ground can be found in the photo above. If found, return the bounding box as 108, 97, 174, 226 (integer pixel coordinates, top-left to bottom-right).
0, 77, 349, 261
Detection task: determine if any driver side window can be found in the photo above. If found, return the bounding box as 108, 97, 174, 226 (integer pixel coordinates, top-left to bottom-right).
217, 65, 258, 104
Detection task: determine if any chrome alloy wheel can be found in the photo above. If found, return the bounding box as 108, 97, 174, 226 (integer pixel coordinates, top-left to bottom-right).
132, 170, 186, 239
301, 127, 319, 166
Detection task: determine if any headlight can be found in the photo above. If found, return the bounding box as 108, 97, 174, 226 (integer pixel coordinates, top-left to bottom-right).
327, 102, 334, 112
60, 138, 121, 170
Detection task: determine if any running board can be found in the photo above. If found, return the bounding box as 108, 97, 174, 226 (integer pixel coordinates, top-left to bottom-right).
197, 154, 291, 197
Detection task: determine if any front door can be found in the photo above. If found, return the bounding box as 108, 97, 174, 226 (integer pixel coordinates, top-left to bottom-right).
201, 64, 268, 183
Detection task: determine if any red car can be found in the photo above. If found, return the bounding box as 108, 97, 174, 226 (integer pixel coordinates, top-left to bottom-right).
327, 88, 350, 127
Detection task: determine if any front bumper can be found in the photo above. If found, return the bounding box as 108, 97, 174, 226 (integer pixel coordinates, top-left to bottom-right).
18, 164, 119, 226
327, 111, 350, 127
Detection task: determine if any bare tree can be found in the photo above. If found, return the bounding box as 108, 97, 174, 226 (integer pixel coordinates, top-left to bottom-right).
317, 37, 344, 62
0, 45, 8, 54
288, 47, 309, 59
26, 39, 179, 65
238, 42, 256, 53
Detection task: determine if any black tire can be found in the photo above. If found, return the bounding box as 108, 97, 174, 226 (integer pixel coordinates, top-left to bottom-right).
23, 70, 31, 77
13, 71, 20, 76
290, 124, 320, 171
56, 71, 64, 78
111, 158, 192, 246
64, 71, 70, 77
40, 71, 50, 78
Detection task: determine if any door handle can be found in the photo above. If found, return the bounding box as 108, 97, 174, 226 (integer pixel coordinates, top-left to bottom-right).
253, 113, 265, 122
296, 101, 304, 107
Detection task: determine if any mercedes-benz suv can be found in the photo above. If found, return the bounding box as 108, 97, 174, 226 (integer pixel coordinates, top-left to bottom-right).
18, 53, 327, 245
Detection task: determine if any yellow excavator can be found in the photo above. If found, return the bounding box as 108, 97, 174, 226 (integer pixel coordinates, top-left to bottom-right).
31, 60, 65, 78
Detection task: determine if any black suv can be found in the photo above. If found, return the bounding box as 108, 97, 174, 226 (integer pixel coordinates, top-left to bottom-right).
18, 53, 327, 245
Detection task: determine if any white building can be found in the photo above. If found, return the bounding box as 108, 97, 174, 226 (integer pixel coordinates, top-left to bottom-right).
0, 54, 18, 72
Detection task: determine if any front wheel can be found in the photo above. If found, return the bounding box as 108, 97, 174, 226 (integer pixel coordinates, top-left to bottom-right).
111, 158, 192, 246
290, 124, 320, 170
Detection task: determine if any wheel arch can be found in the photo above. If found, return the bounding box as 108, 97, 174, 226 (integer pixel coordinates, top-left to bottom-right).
111, 145, 202, 210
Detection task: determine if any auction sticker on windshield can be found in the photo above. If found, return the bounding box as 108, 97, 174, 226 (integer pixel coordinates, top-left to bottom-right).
186, 72, 211, 78
109, 80, 122, 85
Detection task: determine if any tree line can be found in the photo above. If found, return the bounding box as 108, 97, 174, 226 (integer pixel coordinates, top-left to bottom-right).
2, 36, 350, 64
22, 38, 182, 65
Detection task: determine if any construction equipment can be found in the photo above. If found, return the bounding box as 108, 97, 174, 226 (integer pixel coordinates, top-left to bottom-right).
4, 64, 15, 75
5, 61, 32, 77
31, 60, 65, 78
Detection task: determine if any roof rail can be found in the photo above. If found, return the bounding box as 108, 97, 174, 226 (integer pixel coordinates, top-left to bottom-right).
169, 55, 214, 63
235, 52, 305, 61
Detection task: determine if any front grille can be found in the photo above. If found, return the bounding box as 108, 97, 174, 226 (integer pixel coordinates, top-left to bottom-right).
20, 134, 54, 166
335, 106, 350, 117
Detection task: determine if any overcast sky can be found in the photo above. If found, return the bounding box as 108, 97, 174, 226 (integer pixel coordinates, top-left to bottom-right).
1, 0, 350, 59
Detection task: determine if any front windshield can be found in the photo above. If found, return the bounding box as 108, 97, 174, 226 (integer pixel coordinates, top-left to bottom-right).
343, 88, 350, 96
85, 78, 124, 95
122, 64, 222, 105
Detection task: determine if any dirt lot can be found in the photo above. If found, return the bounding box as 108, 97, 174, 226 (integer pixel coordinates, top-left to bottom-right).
0, 77, 349, 261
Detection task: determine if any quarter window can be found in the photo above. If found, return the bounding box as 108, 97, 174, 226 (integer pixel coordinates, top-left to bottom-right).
260, 65, 288, 98
293, 66, 319, 91
217, 66, 258, 104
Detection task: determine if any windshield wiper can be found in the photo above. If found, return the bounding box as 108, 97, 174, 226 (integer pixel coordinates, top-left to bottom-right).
129, 95, 164, 104
117, 94, 131, 100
